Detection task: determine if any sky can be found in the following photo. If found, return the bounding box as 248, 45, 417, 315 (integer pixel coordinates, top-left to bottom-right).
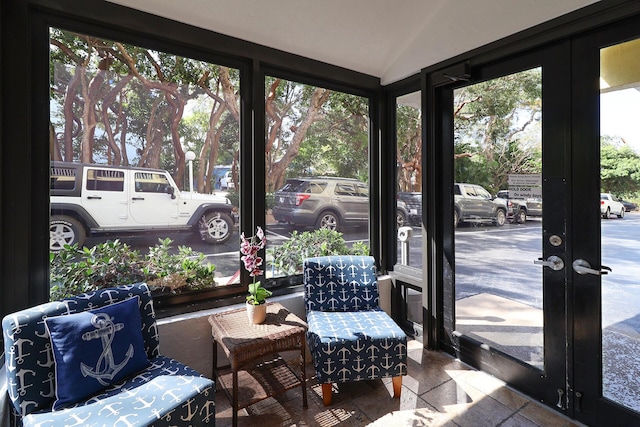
601, 88, 640, 153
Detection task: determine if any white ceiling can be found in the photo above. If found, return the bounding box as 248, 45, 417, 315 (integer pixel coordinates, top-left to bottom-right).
107, 0, 599, 85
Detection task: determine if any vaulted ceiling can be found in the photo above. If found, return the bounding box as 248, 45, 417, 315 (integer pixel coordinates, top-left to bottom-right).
107, 0, 598, 84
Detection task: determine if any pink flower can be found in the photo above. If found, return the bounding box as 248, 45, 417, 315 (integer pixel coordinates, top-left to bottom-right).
240, 226, 266, 278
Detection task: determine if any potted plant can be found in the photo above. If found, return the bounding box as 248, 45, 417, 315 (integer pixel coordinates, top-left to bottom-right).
241, 226, 272, 324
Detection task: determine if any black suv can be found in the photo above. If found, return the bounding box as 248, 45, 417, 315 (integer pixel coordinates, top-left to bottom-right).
398, 192, 422, 225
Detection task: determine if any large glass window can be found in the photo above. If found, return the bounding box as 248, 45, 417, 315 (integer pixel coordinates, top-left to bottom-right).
395, 91, 423, 269
49, 28, 241, 302
265, 77, 371, 277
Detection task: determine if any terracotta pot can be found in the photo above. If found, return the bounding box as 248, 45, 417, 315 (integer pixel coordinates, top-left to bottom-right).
246, 301, 267, 324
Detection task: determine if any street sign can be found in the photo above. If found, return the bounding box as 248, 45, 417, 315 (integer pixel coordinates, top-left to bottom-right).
508, 174, 542, 198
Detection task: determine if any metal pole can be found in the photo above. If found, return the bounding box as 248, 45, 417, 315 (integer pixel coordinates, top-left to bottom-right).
398, 226, 413, 265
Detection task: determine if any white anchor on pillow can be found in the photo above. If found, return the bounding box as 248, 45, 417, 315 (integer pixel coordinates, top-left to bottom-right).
80, 313, 134, 385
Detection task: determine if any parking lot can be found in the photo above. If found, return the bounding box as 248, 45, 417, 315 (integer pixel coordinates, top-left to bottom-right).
83, 213, 640, 320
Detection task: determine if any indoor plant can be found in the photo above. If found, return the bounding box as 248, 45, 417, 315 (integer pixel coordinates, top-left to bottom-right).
241, 226, 272, 324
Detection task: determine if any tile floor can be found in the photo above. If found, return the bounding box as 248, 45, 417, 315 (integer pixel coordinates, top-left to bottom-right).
214, 340, 586, 427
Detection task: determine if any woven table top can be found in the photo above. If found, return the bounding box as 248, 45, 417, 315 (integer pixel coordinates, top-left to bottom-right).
209, 302, 307, 368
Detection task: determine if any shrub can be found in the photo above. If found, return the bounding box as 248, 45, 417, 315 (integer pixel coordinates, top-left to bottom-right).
50, 238, 216, 300
267, 228, 370, 275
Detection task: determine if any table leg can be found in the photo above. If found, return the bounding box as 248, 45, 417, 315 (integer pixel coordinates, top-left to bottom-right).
301, 343, 308, 408
212, 339, 218, 380
232, 369, 238, 427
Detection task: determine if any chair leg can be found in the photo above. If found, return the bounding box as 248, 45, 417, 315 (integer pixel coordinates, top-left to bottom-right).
392, 376, 402, 398
321, 383, 333, 406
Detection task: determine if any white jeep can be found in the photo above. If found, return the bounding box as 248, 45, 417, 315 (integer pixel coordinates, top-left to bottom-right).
50, 162, 237, 250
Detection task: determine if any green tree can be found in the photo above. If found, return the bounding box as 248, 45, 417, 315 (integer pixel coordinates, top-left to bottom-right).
265, 78, 331, 192
50, 29, 240, 191
396, 102, 422, 192
453, 68, 542, 192
601, 139, 640, 196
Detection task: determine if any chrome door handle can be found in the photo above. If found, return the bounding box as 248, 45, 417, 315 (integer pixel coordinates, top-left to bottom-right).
534, 255, 564, 271
572, 259, 612, 275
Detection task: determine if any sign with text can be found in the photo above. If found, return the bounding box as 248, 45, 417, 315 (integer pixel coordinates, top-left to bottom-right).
508, 174, 542, 198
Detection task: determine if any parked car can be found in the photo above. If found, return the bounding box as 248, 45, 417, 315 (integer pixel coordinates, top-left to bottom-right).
396, 199, 409, 227
619, 198, 638, 212
398, 192, 422, 225
495, 189, 543, 223
272, 177, 369, 231
220, 170, 235, 189
600, 193, 625, 219
454, 183, 508, 228
50, 162, 237, 250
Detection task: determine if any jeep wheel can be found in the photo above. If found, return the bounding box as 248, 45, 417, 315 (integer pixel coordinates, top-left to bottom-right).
316, 211, 340, 231
495, 209, 506, 226
50, 215, 86, 251
515, 208, 527, 224
453, 210, 460, 228
602, 207, 610, 219
201, 212, 234, 244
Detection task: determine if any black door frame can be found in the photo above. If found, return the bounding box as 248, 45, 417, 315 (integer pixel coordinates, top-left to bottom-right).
422, 9, 640, 426
572, 14, 640, 426
432, 42, 572, 413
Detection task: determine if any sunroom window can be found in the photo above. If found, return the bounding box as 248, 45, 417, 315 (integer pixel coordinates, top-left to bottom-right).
48, 27, 241, 304
265, 77, 371, 278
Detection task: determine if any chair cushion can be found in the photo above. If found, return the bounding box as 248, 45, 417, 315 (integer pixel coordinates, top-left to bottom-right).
21, 355, 216, 427
2, 283, 159, 417
45, 297, 150, 410
306, 308, 407, 384
304, 255, 379, 312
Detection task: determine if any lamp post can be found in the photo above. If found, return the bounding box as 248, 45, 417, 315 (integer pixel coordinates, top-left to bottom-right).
185, 150, 196, 193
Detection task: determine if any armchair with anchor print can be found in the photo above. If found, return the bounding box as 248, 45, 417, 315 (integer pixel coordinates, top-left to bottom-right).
304, 255, 407, 406
2, 283, 215, 426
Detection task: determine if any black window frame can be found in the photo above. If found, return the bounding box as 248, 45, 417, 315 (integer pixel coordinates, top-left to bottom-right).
0, 0, 382, 320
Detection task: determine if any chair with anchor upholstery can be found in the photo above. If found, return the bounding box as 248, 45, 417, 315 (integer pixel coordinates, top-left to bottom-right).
2, 283, 215, 426
303, 255, 407, 405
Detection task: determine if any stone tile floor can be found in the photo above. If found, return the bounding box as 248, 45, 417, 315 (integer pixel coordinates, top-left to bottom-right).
215, 340, 586, 426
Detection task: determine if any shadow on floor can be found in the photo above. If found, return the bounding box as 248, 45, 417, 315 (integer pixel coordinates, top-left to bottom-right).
215, 340, 585, 426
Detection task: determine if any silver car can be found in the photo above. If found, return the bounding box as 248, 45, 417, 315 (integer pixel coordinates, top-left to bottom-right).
272, 177, 369, 231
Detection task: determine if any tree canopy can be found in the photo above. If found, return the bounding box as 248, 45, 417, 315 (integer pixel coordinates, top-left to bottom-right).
50, 29, 639, 201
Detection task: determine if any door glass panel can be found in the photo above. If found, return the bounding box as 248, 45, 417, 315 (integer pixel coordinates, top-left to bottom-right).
600, 38, 640, 412
396, 91, 423, 270
454, 68, 544, 367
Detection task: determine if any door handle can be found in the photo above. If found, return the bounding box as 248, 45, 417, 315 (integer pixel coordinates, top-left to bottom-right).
132, 197, 145, 201
86, 196, 102, 200
572, 259, 612, 275
534, 255, 564, 271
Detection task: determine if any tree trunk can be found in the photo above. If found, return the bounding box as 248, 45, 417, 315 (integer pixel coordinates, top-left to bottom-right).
63, 67, 81, 161
268, 87, 330, 192
99, 74, 133, 165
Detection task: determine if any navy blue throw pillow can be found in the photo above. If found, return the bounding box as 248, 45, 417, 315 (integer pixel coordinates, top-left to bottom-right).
45, 296, 150, 410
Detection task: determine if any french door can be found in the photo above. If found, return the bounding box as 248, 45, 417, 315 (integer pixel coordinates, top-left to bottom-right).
437, 13, 640, 426
438, 41, 572, 412
572, 15, 640, 426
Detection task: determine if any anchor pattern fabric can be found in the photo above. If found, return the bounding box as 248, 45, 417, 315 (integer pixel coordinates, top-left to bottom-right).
304, 256, 408, 385
2, 283, 216, 426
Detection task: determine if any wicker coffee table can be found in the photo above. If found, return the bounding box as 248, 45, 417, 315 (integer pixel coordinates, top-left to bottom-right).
208, 302, 308, 426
